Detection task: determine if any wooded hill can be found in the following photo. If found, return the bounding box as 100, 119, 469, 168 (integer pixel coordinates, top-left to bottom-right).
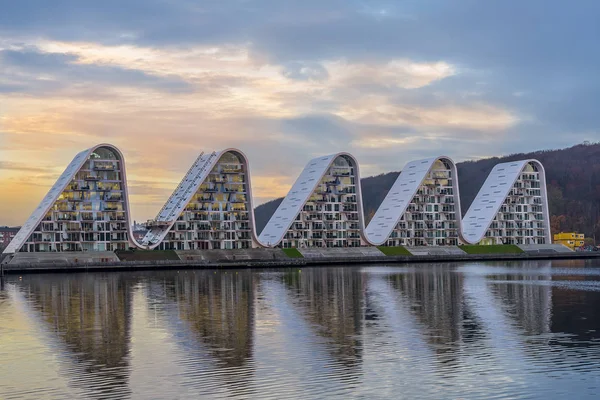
254, 142, 600, 241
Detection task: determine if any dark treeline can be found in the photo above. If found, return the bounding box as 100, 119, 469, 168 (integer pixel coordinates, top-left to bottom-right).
254, 142, 600, 240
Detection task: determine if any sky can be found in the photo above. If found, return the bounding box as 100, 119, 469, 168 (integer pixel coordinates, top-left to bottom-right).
0, 0, 599, 225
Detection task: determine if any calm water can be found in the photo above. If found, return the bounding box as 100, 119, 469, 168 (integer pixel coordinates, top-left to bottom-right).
2, 261, 600, 399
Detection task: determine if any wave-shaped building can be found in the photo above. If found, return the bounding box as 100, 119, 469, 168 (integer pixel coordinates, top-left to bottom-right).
141, 149, 257, 250
364, 157, 461, 246
461, 159, 551, 245
3, 144, 133, 254
258, 153, 365, 248
2, 144, 553, 254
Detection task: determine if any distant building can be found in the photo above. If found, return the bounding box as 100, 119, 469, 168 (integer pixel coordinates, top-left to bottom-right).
258, 153, 365, 248
0, 227, 20, 249
553, 232, 585, 250
131, 230, 148, 243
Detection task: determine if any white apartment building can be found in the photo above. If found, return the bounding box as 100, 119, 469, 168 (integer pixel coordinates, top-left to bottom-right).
364, 157, 461, 247
258, 153, 365, 248
142, 149, 257, 250
3, 144, 133, 254
461, 160, 551, 245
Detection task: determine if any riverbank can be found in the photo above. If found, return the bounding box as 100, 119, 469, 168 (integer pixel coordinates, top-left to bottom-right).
3, 248, 600, 275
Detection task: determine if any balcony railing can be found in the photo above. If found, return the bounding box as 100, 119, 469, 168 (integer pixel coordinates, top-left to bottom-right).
94, 164, 115, 171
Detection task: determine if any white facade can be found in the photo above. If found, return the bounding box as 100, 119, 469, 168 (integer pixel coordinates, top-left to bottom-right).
258, 153, 365, 248
461, 159, 551, 245
364, 157, 461, 246
3, 144, 134, 254
141, 149, 258, 250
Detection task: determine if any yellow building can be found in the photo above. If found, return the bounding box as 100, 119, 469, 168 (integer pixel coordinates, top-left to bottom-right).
553, 232, 585, 250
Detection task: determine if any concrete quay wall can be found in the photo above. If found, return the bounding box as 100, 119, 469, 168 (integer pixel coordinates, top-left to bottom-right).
2, 248, 600, 275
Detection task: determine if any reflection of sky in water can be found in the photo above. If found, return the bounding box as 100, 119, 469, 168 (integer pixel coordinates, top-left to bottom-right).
2, 260, 600, 399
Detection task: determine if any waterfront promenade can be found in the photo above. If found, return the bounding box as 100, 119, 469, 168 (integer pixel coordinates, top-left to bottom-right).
3, 246, 600, 274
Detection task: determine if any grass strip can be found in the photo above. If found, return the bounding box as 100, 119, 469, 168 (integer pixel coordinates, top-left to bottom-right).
377, 246, 413, 256
282, 248, 304, 258
460, 244, 524, 254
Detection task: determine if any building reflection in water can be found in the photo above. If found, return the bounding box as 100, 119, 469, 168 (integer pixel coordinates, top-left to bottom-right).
384, 265, 467, 365
19, 273, 134, 399
167, 270, 255, 368
4, 261, 600, 399
485, 258, 600, 343
486, 261, 553, 335
281, 267, 364, 369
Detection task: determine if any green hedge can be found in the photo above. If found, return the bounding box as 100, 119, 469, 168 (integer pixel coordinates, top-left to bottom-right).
460, 244, 524, 254
282, 248, 304, 258
377, 246, 413, 256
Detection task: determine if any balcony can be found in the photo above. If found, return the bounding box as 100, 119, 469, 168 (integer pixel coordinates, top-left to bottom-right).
332, 171, 350, 177
94, 164, 115, 171
84, 175, 100, 181
57, 216, 77, 221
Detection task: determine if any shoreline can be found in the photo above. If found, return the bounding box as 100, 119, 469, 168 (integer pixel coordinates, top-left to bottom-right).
3, 251, 599, 275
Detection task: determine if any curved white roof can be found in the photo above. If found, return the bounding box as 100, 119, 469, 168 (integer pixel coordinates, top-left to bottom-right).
140, 148, 258, 249
4, 144, 134, 254
460, 159, 550, 244
257, 153, 365, 247
364, 156, 461, 246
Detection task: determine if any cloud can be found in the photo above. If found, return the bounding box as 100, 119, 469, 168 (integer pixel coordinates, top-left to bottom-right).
325, 59, 456, 89
351, 136, 420, 149
337, 96, 518, 131
0, 161, 52, 173
0, 47, 193, 94
282, 62, 329, 81
0, 0, 598, 225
